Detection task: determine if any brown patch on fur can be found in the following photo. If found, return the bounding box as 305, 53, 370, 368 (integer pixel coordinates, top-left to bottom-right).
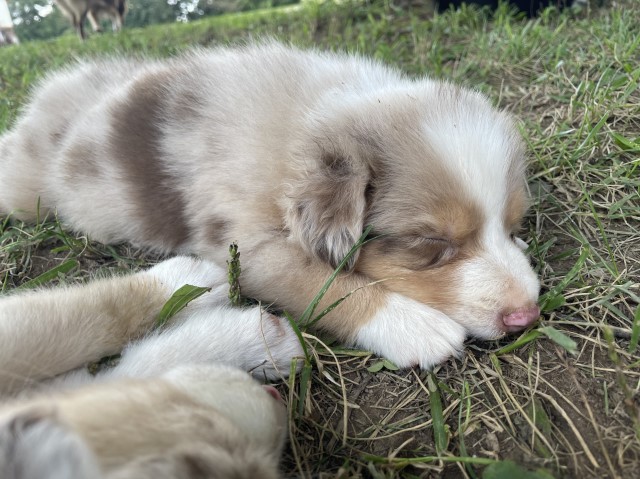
108, 69, 190, 249
288, 149, 370, 270
356, 245, 470, 317
63, 141, 101, 181
204, 217, 229, 246
358, 190, 484, 309
357, 150, 484, 313
169, 89, 204, 120
504, 186, 528, 233
178, 451, 219, 478
49, 122, 69, 146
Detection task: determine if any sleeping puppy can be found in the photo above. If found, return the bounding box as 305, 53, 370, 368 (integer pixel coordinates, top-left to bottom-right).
0, 256, 301, 478
0, 41, 540, 369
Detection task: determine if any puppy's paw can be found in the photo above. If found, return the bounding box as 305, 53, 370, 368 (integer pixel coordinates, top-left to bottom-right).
0, 409, 101, 479
145, 256, 229, 303
353, 293, 466, 369
245, 309, 305, 381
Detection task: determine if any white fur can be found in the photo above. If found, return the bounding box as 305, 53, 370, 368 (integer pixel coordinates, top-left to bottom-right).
353, 294, 466, 369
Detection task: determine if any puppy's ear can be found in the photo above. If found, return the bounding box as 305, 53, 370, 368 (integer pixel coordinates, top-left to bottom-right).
287, 148, 371, 271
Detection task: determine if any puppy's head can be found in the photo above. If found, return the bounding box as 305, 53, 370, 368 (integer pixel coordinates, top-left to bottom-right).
288, 81, 540, 338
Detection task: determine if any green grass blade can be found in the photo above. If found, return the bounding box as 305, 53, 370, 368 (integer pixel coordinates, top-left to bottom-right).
539, 248, 589, 312
299, 225, 373, 327
16, 259, 79, 290
629, 306, 640, 354
284, 312, 310, 362
458, 381, 479, 478
538, 326, 577, 355
427, 372, 448, 455
494, 330, 542, 356
297, 361, 313, 417
362, 453, 496, 466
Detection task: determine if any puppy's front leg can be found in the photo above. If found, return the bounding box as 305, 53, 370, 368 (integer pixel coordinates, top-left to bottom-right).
100, 305, 303, 382
0, 257, 227, 395
239, 238, 466, 369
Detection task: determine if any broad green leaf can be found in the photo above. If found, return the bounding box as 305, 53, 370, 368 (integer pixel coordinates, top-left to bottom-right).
540, 293, 565, 313
156, 284, 211, 328
382, 359, 399, 370
367, 361, 385, 373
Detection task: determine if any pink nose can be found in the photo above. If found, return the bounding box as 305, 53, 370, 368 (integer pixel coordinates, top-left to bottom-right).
502, 305, 540, 332
262, 385, 283, 402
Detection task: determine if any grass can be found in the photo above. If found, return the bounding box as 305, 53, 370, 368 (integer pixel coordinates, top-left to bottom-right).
1, 0, 639, 477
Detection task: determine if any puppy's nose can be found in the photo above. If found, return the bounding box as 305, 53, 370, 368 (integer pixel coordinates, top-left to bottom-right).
502, 305, 540, 332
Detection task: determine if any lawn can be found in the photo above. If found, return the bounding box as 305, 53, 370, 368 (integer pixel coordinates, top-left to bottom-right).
1, 0, 639, 477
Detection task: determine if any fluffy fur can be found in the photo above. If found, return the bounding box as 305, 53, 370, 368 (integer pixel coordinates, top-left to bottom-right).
0, 42, 540, 369
0, 256, 302, 478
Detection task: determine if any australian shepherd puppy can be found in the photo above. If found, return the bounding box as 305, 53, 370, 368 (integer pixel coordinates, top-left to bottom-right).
0, 41, 540, 371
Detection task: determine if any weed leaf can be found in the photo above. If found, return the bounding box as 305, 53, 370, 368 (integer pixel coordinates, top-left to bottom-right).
156, 284, 211, 328
539, 326, 577, 355
367, 361, 385, 373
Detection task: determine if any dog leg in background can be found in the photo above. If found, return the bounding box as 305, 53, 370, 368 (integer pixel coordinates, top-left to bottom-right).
0, 257, 227, 395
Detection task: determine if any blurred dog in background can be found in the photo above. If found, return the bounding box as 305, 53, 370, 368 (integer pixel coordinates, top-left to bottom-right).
54, 0, 127, 39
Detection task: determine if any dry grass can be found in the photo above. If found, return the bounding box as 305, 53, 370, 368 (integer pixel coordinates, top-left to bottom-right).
1, 0, 639, 477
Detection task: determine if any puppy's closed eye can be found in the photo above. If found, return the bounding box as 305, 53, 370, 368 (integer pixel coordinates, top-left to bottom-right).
375, 235, 457, 270
406, 237, 457, 269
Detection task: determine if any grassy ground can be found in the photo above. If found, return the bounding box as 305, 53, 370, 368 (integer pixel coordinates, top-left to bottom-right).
1, 0, 639, 477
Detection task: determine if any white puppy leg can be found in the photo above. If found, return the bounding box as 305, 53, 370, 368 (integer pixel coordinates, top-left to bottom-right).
354, 293, 467, 369
0, 256, 226, 394
102, 306, 303, 382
